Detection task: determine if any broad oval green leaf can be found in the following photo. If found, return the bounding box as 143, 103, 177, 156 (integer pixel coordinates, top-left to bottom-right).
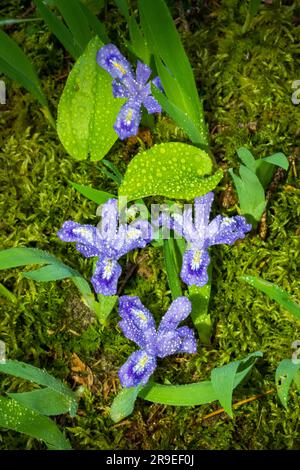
119, 143, 223, 201
57, 36, 124, 161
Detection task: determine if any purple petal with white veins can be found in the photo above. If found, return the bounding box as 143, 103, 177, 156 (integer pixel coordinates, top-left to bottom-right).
112, 79, 130, 99
143, 95, 162, 114
176, 326, 197, 354
91, 257, 121, 295
158, 296, 192, 332
118, 350, 157, 388
194, 192, 214, 232
182, 206, 199, 243
97, 199, 118, 240
57, 221, 100, 257
119, 296, 156, 333
96, 44, 133, 80
207, 215, 252, 247
180, 248, 210, 287
155, 329, 181, 358
136, 61, 151, 85
114, 100, 142, 140
152, 76, 164, 93
117, 220, 153, 257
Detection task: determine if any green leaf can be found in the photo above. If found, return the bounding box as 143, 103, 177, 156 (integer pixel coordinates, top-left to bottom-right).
163, 239, 182, 300
249, 0, 261, 16
23, 264, 78, 282
0, 30, 48, 108
237, 147, 256, 171
7, 388, 76, 417
261, 153, 288, 171
0, 247, 58, 270
110, 386, 141, 423
0, 18, 42, 26
0, 396, 71, 450
276, 359, 300, 408
54, 0, 92, 52
139, 352, 262, 407
229, 165, 265, 225
57, 36, 124, 161
211, 362, 240, 418
240, 275, 300, 321
96, 294, 118, 324
80, 0, 105, 15
33, 0, 81, 58
189, 263, 212, 344
79, 1, 109, 43
0, 247, 97, 316
113, 0, 130, 20
128, 16, 149, 63
151, 85, 207, 146
138, 0, 203, 137
0, 283, 17, 303
109, 353, 262, 421
69, 181, 115, 204
119, 143, 223, 202
0, 360, 77, 417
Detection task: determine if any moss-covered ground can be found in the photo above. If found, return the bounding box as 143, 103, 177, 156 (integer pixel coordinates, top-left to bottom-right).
0, 0, 300, 450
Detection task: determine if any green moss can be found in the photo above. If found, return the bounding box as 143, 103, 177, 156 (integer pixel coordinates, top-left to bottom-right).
0, 0, 300, 451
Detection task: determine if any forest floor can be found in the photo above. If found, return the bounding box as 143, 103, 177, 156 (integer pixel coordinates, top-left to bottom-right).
0, 0, 300, 449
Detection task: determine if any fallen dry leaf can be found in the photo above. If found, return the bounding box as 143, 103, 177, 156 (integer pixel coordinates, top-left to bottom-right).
70, 352, 94, 389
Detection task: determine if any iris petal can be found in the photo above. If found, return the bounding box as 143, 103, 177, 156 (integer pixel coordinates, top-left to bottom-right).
96, 44, 133, 80
143, 95, 162, 114
91, 258, 121, 295
136, 61, 151, 85
207, 215, 252, 246
57, 221, 100, 257
118, 350, 157, 388
113, 100, 142, 140
180, 248, 210, 287
158, 297, 192, 332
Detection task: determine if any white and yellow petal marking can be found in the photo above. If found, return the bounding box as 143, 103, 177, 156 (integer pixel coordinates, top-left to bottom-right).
132, 308, 148, 324
111, 60, 126, 75
127, 227, 140, 240
133, 353, 149, 373
103, 259, 114, 279
191, 250, 202, 270
125, 108, 134, 124
73, 227, 94, 244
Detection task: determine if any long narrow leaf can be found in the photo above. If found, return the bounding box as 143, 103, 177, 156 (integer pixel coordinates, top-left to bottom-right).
0, 360, 76, 413
0, 396, 71, 450
138, 0, 203, 132
69, 181, 115, 204
240, 275, 300, 321
33, 0, 81, 58
189, 263, 212, 344
8, 388, 76, 417
163, 239, 182, 300
79, 1, 109, 43
54, 0, 92, 52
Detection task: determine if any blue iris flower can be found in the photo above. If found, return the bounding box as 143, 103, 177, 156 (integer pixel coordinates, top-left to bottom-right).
118, 296, 197, 388
96, 44, 163, 140
57, 199, 152, 296
167, 192, 252, 287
